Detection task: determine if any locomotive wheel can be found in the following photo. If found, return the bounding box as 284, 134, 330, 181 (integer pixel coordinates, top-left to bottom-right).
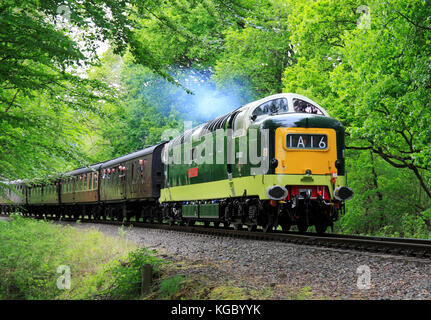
262, 223, 273, 233
280, 223, 291, 232
223, 221, 231, 228
315, 221, 328, 234
187, 219, 195, 226
262, 210, 276, 233
247, 224, 257, 232
233, 224, 243, 230
297, 222, 308, 233
204, 221, 210, 228
168, 218, 175, 226
213, 222, 220, 228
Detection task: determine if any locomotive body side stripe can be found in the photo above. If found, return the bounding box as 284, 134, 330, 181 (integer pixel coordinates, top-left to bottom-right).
160, 174, 346, 202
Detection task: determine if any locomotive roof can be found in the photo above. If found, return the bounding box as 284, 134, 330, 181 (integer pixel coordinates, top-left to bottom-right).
171, 93, 329, 141
236, 93, 329, 116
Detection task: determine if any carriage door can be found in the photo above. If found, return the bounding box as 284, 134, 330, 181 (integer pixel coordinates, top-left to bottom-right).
120, 163, 127, 200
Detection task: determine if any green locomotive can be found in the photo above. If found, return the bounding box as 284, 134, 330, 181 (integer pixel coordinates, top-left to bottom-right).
0, 93, 352, 234
160, 93, 353, 233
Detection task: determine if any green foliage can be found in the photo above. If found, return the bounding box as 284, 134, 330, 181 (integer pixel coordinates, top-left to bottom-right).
0, 215, 140, 299
214, 0, 293, 97
282, 0, 431, 194
0, 0, 126, 179
0, 215, 66, 299
279, 0, 431, 236
95, 248, 166, 300
86, 51, 184, 160
0, 0, 250, 179
286, 286, 314, 300
157, 275, 186, 299
134, 0, 248, 70
335, 149, 431, 238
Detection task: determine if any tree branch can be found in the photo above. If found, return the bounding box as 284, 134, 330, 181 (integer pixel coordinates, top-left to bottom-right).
396, 10, 431, 31
4, 90, 19, 113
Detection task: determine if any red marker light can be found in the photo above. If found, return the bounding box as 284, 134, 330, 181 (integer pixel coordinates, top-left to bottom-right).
331, 171, 337, 184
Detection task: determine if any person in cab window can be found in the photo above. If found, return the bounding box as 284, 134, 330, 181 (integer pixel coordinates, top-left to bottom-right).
276, 98, 289, 113
252, 98, 288, 117
293, 98, 323, 115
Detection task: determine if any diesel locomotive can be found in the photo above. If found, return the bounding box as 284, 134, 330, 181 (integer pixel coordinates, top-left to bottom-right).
0, 93, 353, 234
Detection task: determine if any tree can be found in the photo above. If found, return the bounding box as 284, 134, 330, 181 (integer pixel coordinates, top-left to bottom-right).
280, 0, 431, 234
282, 0, 431, 201
0, 0, 250, 180
214, 0, 294, 98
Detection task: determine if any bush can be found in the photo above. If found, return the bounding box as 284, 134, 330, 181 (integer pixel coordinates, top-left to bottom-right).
94, 248, 166, 300
0, 215, 165, 299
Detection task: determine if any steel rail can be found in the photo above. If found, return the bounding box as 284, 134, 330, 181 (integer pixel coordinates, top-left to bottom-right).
2, 214, 431, 259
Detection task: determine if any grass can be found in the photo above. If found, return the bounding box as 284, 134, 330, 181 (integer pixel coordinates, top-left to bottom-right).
147, 276, 253, 300
0, 214, 165, 300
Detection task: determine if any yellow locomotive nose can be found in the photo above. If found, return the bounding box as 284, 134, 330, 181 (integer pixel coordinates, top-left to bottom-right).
274, 127, 338, 176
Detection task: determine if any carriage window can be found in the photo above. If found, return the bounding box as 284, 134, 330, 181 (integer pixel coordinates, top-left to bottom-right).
252, 98, 288, 117
292, 98, 323, 115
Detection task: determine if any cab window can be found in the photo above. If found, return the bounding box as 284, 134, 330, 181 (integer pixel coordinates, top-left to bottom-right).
252, 98, 288, 117
292, 98, 323, 115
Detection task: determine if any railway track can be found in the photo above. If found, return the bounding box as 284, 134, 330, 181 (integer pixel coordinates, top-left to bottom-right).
2, 213, 431, 260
